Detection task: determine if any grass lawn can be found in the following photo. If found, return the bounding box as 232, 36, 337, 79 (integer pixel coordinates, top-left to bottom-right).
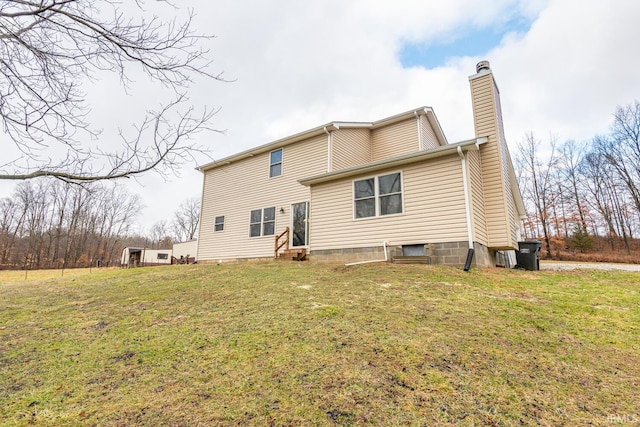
1, 263, 638, 426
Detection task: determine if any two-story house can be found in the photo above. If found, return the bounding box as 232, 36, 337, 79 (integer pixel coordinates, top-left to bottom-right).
196, 61, 525, 268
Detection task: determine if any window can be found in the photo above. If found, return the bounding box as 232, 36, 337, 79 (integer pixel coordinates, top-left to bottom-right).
270, 149, 283, 177
354, 178, 375, 218
214, 216, 225, 232
354, 172, 403, 218
378, 173, 402, 215
249, 207, 276, 237
157, 253, 169, 260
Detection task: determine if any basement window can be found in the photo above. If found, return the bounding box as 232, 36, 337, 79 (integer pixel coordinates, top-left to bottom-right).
354, 172, 403, 219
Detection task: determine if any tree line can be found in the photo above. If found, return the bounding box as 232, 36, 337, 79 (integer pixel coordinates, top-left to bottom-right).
516, 100, 640, 258
0, 181, 200, 270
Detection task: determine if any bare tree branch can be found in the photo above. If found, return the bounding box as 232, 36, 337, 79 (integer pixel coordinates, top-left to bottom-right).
0, 0, 225, 182
172, 196, 199, 242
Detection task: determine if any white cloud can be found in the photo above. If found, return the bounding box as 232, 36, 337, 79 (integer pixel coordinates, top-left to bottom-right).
2, 0, 639, 233
487, 0, 640, 143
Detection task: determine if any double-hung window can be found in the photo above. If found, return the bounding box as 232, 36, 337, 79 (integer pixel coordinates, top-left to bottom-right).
378, 172, 403, 215
354, 172, 403, 218
214, 216, 225, 232
249, 207, 276, 237
354, 178, 376, 218
270, 149, 283, 178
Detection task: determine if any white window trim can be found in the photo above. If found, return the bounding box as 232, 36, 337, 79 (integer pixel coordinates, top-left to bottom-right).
352, 171, 404, 220
269, 148, 283, 178
249, 207, 276, 238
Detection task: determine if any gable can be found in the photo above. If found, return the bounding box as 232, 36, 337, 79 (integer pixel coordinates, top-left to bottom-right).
371, 117, 418, 161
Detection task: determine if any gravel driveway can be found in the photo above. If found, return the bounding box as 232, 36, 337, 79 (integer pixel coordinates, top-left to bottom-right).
540, 261, 640, 272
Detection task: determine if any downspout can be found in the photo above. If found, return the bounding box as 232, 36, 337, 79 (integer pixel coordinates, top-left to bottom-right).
320, 126, 332, 261
414, 111, 423, 151
324, 126, 333, 172
345, 241, 388, 266
457, 146, 475, 271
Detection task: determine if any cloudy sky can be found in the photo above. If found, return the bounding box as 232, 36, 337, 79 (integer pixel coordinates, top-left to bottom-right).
2, 0, 640, 234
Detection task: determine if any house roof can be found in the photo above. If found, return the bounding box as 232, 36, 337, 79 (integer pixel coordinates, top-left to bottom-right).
299, 137, 488, 186
196, 107, 447, 172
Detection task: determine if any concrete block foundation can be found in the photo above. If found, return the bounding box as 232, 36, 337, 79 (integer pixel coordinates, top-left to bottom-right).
310, 241, 499, 268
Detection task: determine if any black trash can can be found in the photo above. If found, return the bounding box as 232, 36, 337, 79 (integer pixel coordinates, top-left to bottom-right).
516, 241, 542, 271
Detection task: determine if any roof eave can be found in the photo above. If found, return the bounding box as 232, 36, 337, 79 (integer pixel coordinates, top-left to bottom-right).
196, 124, 335, 172
196, 106, 447, 172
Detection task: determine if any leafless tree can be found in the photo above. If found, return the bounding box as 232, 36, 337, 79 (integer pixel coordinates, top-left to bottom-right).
579, 147, 636, 254
91, 185, 142, 265
172, 196, 200, 242
582, 151, 619, 248
0, 196, 25, 265
0, 180, 144, 268
512, 102, 640, 258
0, 0, 223, 182
596, 101, 640, 214
517, 133, 559, 257
148, 219, 173, 249
558, 140, 589, 231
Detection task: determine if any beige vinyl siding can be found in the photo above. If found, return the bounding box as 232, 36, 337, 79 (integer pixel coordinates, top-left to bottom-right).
332, 128, 371, 171
198, 134, 327, 260
371, 118, 419, 161
494, 83, 519, 248
470, 72, 514, 249
503, 150, 520, 246
309, 155, 468, 251
467, 150, 488, 246
421, 115, 441, 150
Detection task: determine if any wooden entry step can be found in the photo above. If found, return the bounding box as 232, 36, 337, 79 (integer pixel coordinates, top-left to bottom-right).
277, 248, 307, 261
392, 256, 430, 264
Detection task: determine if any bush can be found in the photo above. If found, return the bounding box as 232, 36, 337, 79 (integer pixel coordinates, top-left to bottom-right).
568, 225, 594, 253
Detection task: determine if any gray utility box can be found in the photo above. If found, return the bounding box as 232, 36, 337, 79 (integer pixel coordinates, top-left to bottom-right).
516, 241, 542, 271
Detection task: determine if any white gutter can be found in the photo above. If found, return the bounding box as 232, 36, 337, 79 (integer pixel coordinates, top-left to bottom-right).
324, 126, 333, 173
197, 106, 434, 172
345, 241, 388, 266
457, 146, 474, 250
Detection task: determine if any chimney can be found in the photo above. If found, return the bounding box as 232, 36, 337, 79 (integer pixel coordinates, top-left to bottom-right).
469, 60, 501, 146
468, 61, 519, 250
